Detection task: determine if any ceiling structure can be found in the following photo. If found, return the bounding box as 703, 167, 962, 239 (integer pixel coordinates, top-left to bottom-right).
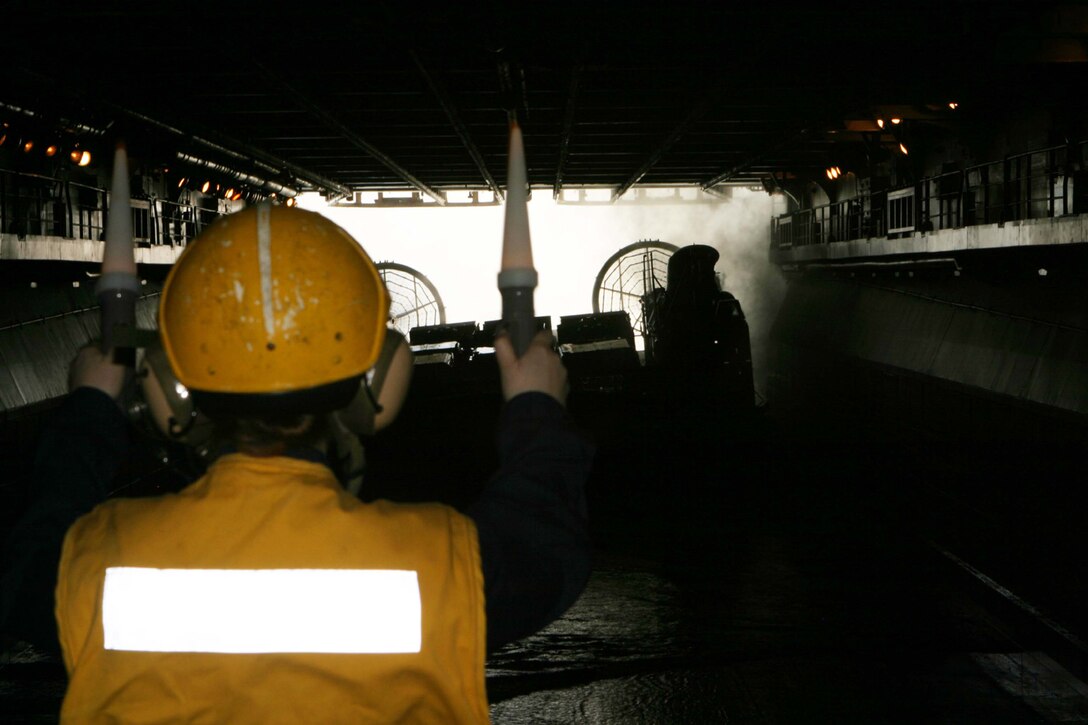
2, 2, 1086, 203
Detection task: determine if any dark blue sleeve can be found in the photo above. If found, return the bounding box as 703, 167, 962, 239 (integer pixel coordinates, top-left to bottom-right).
0, 387, 129, 651
467, 392, 595, 653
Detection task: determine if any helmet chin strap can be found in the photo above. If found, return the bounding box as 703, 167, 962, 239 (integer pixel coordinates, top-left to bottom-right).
327, 414, 367, 497
327, 328, 408, 497
362, 377, 385, 418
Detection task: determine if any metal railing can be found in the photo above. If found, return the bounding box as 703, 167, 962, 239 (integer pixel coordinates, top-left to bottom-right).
0, 168, 225, 247
773, 141, 1088, 249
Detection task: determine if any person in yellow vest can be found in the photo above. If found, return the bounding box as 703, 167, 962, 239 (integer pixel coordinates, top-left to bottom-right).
30, 204, 591, 722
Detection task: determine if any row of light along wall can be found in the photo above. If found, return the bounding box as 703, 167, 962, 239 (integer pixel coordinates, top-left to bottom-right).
3, 132, 283, 206
175, 177, 296, 206
825, 103, 959, 181
2, 117, 296, 207
0, 122, 93, 166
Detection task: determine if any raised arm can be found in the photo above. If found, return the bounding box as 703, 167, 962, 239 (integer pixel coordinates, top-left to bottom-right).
468, 331, 595, 652
0, 347, 129, 651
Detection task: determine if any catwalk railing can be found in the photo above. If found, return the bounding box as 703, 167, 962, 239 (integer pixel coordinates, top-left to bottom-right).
773, 141, 1088, 249
0, 169, 225, 247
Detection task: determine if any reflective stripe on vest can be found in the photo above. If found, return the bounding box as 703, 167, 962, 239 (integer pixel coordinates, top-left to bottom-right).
102, 567, 422, 654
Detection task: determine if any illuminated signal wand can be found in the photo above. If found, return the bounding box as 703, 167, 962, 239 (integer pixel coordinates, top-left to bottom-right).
96, 141, 140, 365
498, 121, 537, 357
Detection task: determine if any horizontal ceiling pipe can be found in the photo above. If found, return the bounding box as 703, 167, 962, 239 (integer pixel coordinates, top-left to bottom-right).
0, 99, 107, 137
110, 104, 352, 198
7, 68, 351, 198
175, 152, 299, 198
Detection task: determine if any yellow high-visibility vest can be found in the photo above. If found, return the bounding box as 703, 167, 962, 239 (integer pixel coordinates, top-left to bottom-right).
56, 453, 489, 724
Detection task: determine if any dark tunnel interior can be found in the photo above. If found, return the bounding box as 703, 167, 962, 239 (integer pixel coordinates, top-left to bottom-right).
2, 3, 1088, 722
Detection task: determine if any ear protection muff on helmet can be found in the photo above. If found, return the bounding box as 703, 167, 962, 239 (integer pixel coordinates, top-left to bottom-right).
140, 326, 410, 448
334, 328, 413, 437
137, 340, 214, 448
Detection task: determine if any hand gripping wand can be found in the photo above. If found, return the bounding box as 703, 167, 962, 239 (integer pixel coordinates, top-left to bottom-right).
97, 141, 140, 366
498, 121, 537, 357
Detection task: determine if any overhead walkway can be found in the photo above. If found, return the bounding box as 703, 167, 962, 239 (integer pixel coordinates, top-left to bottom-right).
771, 141, 1088, 267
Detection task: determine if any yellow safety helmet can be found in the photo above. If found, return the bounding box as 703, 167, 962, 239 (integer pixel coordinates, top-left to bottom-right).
160, 203, 389, 412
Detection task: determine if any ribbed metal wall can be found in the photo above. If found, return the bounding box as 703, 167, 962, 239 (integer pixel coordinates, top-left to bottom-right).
769, 271, 1088, 431
0, 290, 159, 414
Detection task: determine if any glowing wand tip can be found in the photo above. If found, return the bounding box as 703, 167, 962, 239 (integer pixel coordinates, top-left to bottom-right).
97, 140, 140, 356
497, 121, 538, 356
501, 121, 534, 271
101, 141, 136, 276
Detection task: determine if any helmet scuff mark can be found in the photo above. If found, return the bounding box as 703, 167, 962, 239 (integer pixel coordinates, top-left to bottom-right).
256, 203, 275, 339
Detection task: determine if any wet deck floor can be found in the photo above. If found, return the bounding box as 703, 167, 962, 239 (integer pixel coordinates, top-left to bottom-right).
483, 396, 1088, 723
490, 561, 1069, 723
489, 530, 1088, 723
3, 398, 1088, 722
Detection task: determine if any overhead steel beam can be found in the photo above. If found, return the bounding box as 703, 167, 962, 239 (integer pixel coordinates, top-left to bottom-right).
701, 129, 811, 189
611, 97, 708, 202
496, 58, 529, 125
553, 64, 583, 199
410, 50, 502, 201
254, 61, 447, 205
700, 186, 733, 200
